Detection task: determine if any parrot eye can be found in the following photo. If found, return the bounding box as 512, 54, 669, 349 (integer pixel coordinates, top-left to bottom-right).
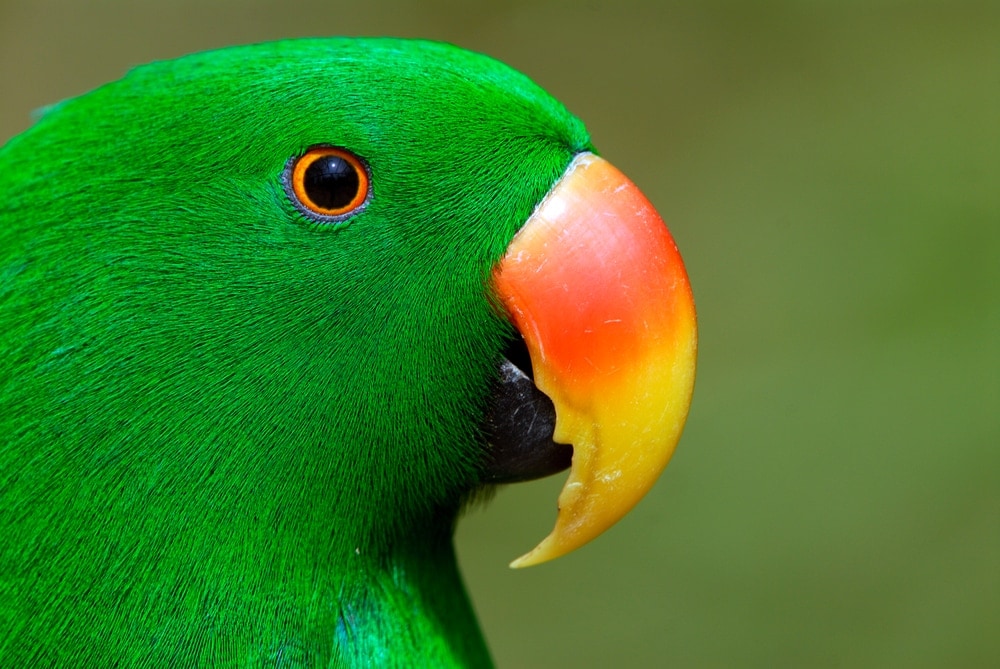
284, 146, 370, 222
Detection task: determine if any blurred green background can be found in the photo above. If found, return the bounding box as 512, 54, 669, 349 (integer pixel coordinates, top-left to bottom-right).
2, 1, 997, 666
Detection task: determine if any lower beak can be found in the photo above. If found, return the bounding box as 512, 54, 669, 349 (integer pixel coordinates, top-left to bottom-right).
492, 152, 697, 568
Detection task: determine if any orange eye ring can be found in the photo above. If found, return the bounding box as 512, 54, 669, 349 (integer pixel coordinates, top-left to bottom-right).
284, 146, 370, 222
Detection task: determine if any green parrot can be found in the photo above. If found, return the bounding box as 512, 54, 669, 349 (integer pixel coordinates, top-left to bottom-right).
0, 38, 696, 666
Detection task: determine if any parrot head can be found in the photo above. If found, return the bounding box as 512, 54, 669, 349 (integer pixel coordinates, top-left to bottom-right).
0, 38, 695, 666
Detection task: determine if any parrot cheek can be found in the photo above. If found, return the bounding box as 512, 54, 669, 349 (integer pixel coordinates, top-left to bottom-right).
491, 152, 697, 568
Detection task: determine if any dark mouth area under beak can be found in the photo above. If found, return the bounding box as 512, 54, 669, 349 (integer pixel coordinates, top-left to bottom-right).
480, 335, 571, 484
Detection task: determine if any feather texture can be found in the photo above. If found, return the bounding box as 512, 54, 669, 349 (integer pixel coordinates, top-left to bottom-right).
0, 38, 591, 666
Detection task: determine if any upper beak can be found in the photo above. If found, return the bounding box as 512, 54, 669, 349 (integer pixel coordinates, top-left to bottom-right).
492, 152, 697, 568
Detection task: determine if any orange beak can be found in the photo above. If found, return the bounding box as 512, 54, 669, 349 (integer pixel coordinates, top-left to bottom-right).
493, 152, 697, 568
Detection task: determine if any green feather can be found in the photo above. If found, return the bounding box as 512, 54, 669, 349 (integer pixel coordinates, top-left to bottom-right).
0, 38, 591, 666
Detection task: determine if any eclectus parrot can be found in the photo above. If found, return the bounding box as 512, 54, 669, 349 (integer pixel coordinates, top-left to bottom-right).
0, 38, 696, 667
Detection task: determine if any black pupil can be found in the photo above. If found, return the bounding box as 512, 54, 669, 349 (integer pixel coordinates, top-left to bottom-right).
304, 155, 360, 211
